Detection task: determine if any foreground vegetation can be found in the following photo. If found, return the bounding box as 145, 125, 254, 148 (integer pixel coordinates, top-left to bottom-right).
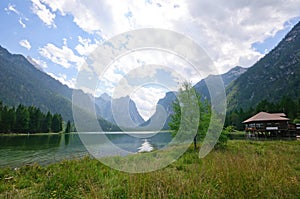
0, 140, 299, 198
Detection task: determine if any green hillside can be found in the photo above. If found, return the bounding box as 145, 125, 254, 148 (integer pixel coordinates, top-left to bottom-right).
0, 46, 73, 121
227, 21, 300, 111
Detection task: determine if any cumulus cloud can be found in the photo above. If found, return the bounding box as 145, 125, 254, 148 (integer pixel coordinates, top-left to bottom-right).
75, 36, 99, 56
31, 0, 56, 27
5, 3, 28, 28
41, 0, 300, 72
40, 0, 300, 117
131, 86, 167, 120
41, 0, 111, 35
19, 39, 31, 50
39, 41, 84, 69
176, 0, 300, 72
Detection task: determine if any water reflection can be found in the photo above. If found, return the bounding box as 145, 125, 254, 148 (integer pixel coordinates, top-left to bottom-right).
0, 132, 172, 167
0, 134, 62, 149
137, 139, 154, 152
64, 133, 70, 146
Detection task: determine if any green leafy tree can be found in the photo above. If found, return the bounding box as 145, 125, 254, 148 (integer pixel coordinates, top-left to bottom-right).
169, 82, 211, 150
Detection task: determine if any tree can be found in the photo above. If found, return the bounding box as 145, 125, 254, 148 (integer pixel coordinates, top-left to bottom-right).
28, 106, 38, 133
0, 101, 2, 130
295, 98, 300, 123
0, 102, 65, 134
34, 108, 43, 133
42, 111, 52, 133
52, 114, 62, 133
280, 96, 297, 120
169, 82, 211, 150
15, 105, 29, 133
65, 120, 71, 133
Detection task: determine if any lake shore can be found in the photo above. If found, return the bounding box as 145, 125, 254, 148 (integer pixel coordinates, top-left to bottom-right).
1, 140, 299, 198
0, 132, 64, 136
0, 130, 172, 136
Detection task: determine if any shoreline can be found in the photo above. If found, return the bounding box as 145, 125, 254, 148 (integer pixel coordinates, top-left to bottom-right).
0, 131, 172, 136
0, 132, 64, 136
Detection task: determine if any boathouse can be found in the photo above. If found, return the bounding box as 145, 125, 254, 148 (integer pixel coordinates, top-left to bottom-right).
243, 112, 297, 137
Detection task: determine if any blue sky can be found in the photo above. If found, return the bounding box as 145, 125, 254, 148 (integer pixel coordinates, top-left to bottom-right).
0, 0, 300, 119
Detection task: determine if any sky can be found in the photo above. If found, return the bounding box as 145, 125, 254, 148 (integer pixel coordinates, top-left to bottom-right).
0, 0, 300, 120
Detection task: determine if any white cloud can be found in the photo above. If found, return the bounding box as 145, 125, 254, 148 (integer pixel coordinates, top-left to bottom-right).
39, 42, 84, 69
40, 0, 300, 118
41, 0, 300, 73
5, 3, 28, 28
19, 39, 31, 50
29, 57, 48, 69
75, 36, 99, 56
18, 18, 26, 28
130, 86, 167, 120
5, 3, 20, 15
48, 72, 76, 88
31, 0, 56, 27
41, 0, 111, 34
176, 0, 300, 72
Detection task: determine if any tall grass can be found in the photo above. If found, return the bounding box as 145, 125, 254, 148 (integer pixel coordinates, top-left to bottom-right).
1, 140, 300, 198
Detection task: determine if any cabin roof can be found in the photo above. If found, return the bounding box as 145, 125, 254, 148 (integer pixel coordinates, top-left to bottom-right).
242, 112, 289, 124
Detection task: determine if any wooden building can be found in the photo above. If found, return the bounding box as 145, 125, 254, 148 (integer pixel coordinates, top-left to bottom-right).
296, 124, 300, 136
243, 112, 297, 137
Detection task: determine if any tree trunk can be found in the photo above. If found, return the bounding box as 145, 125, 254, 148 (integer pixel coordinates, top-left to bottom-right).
193, 135, 197, 150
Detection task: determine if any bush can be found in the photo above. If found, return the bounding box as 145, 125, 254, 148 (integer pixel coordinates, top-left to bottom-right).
294, 118, 300, 124
215, 127, 230, 149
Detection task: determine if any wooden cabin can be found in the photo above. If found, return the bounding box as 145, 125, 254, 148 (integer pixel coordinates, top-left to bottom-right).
296, 124, 300, 135
243, 112, 297, 137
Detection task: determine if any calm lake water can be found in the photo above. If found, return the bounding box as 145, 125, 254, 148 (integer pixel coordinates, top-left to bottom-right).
0, 132, 172, 168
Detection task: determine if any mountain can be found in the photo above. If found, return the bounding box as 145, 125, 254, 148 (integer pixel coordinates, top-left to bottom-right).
140, 91, 177, 130
143, 66, 247, 129
226, 21, 300, 111
95, 94, 145, 128
194, 66, 247, 101
0, 45, 74, 121
0, 45, 141, 130
26, 56, 44, 72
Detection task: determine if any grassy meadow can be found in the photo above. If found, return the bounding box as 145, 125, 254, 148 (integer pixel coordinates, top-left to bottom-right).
0, 140, 300, 198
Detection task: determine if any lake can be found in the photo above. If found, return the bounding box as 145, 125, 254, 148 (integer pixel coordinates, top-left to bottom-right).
0, 132, 172, 168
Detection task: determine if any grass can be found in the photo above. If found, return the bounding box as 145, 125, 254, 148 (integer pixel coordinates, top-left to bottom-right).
0, 140, 300, 198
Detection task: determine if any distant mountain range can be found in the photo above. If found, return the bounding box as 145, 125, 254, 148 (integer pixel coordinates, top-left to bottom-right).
95, 94, 145, 127
142, 66, 247, 129
226, 21, 300, 111
1, 21, 299, 131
